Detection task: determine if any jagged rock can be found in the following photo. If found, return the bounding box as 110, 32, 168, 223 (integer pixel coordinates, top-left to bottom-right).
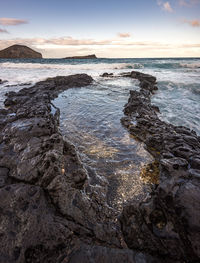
0, 70, 199, 262
100, 72, 114, 77
0, 44, 42, 59
65, 243, 169, 263
1, 73, 162, 262
0, 184, 73, 263
0, 79, 8, 84
64, 54, 97, 59
119, 71, 200, 262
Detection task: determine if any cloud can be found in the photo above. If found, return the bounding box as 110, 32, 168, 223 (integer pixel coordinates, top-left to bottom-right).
179, 0, 191, 6
180, 43, 200, 47
0, 28, 9, 33
0, 37, 169, 50
178, 0, 200, 6
183, 19, 200, 27
0, 37, 199, 51
118, 33, 131, 38
44, 37, 112, 46
157, 1, 174, 12
0, 37, 199, 58
0, 18, 28, 26
0, 37, 114, 50
163, 2, 174, 12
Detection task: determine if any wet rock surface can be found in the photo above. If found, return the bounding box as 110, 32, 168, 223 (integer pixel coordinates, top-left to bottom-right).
118, 71, 200, 262
0, 73, 166, 263
0, 79, 8, 85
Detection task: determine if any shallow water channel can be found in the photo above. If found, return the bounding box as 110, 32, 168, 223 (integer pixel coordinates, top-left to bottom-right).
53, 77, 153, 211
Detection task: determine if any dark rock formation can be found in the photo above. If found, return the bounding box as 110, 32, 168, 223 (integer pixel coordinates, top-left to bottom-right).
100, 72, 114, 77
119, 71, 200, 262
64, 54, 97, 59
0, 79, 8, 84
1, 70, 199, 262
5, 82, 31, 88
0, 74, 165, 263
0, 44, 42, 59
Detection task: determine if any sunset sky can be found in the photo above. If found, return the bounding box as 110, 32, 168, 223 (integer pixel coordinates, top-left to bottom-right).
0, 0, 200, 58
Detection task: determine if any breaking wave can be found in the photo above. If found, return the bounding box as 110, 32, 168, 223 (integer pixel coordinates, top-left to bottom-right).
0, 62, 143, 70
180, 62, 200, 69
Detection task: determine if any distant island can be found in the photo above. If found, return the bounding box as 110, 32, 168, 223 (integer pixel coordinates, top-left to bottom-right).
64, 54, 97, 59
0, 44, 42, 59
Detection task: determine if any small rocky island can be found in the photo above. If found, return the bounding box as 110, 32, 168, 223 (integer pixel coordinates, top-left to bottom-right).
64, 54, 97, 59
0, 44, 42, 59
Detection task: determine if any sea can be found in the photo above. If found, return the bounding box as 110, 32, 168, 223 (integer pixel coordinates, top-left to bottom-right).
0, 57, 200, 209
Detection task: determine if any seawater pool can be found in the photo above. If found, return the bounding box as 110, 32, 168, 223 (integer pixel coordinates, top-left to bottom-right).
53, 77, 153, 210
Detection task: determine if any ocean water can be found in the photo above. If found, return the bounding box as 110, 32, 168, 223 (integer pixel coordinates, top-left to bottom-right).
53, 78, 153, 210
0, 57, 200, 134
0, 57, 200, 209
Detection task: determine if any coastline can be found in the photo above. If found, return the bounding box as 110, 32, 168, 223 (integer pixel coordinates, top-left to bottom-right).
120, 71, 200, 261
0, 71, 199, 262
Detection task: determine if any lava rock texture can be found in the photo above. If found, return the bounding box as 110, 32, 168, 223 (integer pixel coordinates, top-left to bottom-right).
0, 44, 42, 59
0, 74, 167, 263
119, 71, 200, 262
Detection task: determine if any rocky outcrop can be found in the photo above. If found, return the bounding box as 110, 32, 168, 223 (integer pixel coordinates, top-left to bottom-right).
1, 70, 199, 262
0, 44, 42, 59
0, 79, 8, 84
100, 72, 114, 77
118, 71, 200, 262
0, 74, 165, 263
64, 54, 97, 59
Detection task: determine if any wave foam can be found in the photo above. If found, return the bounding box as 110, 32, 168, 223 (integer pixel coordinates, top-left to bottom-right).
0, 62, 144, 87
180, 62, 200, 69
0, 62, 143, 70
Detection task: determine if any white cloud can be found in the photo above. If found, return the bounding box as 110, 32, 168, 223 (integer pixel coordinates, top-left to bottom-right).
183, 19, 200, 27
0, 37, 199, 58
157, 1, 174, 12
118, 33, 131, 38
178, 0, 200, 6
163, 2, 174, 12
0, 18, 28, 26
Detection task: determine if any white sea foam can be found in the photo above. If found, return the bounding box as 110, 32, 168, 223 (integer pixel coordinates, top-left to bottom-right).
180, 62, 200, 69
0, 58, 199, 134
0, 62, 145, 87
0, 62, 137, 70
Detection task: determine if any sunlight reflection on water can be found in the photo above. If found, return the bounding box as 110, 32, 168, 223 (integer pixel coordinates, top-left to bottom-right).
53, 77, 154, 211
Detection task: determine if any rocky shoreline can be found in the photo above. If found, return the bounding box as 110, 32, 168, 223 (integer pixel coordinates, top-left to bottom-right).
0, 72, 199, 262
120, 71, 200, 262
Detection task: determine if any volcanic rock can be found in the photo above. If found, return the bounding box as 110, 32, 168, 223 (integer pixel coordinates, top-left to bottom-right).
119, 71, 200, 262
0, 73, 165, 262
0, 70, 199, 262
100, 72, 114, 77
64, 54, 97, 59
0, 44, 42, 59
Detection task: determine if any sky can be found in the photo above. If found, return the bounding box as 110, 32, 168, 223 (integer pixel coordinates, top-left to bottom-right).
0, 0, 200, 58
